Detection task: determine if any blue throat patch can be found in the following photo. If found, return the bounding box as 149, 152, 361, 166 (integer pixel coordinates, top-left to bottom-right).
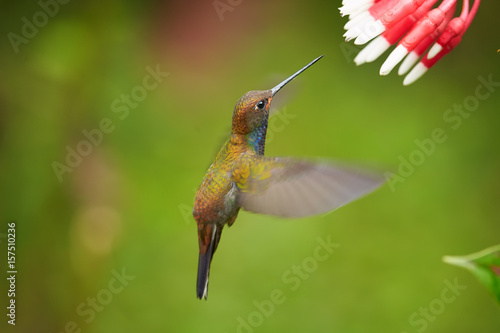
248, 121, 268, 155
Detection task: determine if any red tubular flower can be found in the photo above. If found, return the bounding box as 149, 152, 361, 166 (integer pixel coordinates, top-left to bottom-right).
340, 0, 481, 85
398, 9, 452, 75
354, 0, 437, 66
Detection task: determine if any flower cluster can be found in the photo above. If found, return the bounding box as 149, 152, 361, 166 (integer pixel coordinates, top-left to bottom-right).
340, 0, 480, 85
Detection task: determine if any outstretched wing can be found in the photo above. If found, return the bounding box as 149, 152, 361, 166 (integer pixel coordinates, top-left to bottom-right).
234, 157, 383, 218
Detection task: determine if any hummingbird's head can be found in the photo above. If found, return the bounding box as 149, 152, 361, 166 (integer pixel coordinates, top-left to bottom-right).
231, 55, 324, 136
231, 90, 273, 135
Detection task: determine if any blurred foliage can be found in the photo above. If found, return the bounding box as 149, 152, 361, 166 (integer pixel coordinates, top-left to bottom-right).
1, 0, 500, 333
444, 245, 500, 305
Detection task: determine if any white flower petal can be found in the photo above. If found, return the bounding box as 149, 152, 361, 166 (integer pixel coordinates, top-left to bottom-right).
344, 11, 370, 30
398, 51, 420, 76
354, 37, 381, 65
354, 18, 385, 45
427, 43, 443, 60
380, 44, 408, 76
403, 62, 429, 85
365, 36, 391, 63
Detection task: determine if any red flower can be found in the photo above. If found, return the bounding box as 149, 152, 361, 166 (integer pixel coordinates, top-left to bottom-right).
340, 0, 480, 85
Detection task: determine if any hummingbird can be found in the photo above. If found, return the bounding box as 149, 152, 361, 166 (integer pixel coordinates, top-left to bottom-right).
193, 55, 383, 300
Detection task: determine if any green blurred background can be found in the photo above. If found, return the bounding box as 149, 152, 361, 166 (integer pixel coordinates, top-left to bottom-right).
1, 0, 499, 332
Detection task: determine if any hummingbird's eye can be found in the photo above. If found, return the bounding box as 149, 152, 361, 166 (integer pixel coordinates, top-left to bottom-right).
256, 99, 267, 110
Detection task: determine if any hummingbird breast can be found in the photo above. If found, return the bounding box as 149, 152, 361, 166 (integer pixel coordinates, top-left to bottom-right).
193, 169, 237, 225
193, 140, 244, 226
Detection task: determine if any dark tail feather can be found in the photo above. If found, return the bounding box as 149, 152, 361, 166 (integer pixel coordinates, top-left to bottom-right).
196, 224, 222, 300
197, 247, 213, 300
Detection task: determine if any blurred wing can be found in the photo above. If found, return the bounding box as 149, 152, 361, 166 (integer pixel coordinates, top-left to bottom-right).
236, 157, 383, 218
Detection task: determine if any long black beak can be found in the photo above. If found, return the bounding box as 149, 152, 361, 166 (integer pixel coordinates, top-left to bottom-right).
271, 55, 324, 96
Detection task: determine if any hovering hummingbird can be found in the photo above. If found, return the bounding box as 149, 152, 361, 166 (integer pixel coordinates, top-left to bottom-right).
193, 55, 383, 300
